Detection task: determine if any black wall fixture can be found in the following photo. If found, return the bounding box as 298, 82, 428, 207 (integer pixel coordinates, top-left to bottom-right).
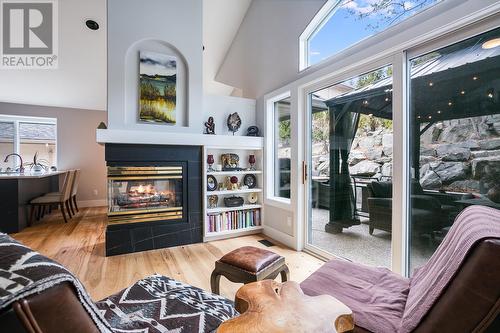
85, 20, 99, 30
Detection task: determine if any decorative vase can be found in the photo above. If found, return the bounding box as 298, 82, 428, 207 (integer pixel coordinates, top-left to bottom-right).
207, 154, 215, 172
487, 185, 500, 203
248, 155, 256, 170
32, 165, 44, 173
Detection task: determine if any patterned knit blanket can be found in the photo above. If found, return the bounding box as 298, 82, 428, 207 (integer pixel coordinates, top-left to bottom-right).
0, 233, 112, 332
96, 274, 238, 333
0, 233, 238, 332
401, 205, 500, 332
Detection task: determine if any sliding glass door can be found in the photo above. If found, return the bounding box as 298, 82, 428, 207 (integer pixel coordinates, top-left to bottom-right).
303, 24, 500, 273
306, 65, 394, 268
408, 27, 500, 273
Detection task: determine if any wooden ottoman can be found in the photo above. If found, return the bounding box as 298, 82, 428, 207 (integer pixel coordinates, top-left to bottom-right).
210, 246, 290, 295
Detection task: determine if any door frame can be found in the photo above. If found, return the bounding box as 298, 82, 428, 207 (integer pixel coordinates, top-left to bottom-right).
298, 13, 500, 275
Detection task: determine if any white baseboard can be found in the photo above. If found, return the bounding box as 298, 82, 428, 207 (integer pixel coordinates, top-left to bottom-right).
263, 225, 296, 250
78, 199, 106, 208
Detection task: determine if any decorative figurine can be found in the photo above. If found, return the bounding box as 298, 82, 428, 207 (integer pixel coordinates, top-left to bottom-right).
230, 176, 239, 190
248, 155, 256, 171
224, 196, 244, 207
246, 126, 260, 136
207, 175, 218, 191
243, 174, 257, 189
208, 195, 219, 209
221, 153, 242, 171
227, 112, 241, 135
207, 154, 215, 172
248, 192, 258, 204
204, 116, 216, 135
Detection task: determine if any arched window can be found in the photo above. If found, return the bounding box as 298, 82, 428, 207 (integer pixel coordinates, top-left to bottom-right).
299, 0, 441, 70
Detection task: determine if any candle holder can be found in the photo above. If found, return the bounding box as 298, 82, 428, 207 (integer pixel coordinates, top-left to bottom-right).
248, 154, 256, 171
207, 154, 215, 172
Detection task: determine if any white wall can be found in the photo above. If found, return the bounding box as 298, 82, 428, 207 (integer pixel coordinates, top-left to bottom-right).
0, 0, 106, 111
216, 0, 327, 99
203, 95, 257, 136
203, 0, 252, 95
107, 0, 203, 133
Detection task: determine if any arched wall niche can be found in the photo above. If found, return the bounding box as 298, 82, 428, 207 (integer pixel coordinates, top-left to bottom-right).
124, 39, 189, 128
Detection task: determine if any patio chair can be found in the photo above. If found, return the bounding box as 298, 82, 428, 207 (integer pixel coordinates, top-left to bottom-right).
366, 180, 457, 236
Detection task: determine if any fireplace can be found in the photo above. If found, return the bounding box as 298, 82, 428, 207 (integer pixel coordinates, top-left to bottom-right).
107, 166, 184, 224
105, 144, 202, 256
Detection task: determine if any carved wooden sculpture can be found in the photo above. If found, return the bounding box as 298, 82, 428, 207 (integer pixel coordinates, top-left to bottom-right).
218, 280, 354, 333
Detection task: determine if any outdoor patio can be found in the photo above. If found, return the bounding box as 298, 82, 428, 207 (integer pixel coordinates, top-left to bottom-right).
310, 208, 436, 270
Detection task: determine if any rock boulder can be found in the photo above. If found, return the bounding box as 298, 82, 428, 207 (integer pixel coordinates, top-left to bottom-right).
435, 144, 471, 161
431, 161, 469, 184
472, 156, 500, 180
349, 160, 381, 176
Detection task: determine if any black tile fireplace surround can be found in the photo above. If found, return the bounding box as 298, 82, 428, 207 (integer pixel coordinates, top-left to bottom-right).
105, 144, 202, 256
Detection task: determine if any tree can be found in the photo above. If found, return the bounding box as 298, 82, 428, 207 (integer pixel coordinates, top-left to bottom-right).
343, 0, 438, 31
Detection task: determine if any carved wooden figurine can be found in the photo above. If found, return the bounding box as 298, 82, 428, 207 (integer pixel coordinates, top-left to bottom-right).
218, 280, 354, 333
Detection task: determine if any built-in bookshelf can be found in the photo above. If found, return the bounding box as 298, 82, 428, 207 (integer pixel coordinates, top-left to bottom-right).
203, 144, 264, 241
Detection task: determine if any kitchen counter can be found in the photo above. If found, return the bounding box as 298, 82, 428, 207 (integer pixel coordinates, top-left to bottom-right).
0, 170, 65, 179
0, 171, 64, 233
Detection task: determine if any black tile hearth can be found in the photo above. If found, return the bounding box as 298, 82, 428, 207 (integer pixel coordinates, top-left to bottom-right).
104, 144, 202, 256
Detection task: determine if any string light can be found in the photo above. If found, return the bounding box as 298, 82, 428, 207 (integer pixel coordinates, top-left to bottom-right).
363, 100, 369, 105
428, 116, 432, 119
428, 82, 434, 87
448, 101, 453, 106
437, 110, 442, 114
460, 90, 466, 95
473, 76, 478, 81
487, 88, 494, 99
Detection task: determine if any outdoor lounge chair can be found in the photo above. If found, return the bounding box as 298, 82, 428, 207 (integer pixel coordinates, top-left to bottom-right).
366, 180, 459, 236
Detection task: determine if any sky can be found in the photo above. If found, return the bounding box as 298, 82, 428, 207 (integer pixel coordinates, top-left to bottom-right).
139, 51, 177, 77
309, 0, 440, 65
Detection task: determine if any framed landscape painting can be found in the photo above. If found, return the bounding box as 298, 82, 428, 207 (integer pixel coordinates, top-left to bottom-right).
139, 51, 177, 124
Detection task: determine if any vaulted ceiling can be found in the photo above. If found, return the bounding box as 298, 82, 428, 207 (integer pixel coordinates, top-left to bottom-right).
0, 0, 107, 111
203, 0, 252, 96
0, 0, 250, 111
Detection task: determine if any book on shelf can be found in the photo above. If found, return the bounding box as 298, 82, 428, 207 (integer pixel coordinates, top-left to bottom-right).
207, 208, 261, 233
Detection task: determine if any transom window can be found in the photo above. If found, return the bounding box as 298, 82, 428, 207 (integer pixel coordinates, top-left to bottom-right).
300, 0, 441, 69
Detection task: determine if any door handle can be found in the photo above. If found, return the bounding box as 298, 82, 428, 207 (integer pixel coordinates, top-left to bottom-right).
302, 161, 307, 184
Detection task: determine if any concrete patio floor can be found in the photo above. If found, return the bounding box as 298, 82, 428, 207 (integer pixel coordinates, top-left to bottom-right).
310, 208, 437, 271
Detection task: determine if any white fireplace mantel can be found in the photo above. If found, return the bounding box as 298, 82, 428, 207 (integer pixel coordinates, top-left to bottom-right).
96, 128, 264, 149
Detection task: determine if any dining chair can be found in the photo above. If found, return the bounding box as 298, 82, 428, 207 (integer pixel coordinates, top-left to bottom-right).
70, 169, 81, 214
44, 169, 80, 216
29, 170, 75, 224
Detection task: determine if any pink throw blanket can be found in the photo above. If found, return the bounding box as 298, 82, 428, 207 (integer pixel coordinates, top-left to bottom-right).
401, 205, 500, 332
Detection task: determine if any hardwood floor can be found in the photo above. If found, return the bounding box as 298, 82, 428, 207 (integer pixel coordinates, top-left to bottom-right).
11, 207, 324, 301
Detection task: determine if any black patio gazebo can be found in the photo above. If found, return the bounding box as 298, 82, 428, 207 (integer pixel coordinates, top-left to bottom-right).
323, 28, 500, 233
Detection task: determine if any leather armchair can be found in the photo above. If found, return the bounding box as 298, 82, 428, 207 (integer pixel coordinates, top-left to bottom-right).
0, 282, 99, 333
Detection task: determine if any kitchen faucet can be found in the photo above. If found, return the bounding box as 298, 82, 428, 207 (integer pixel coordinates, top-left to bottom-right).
3, 153, 24, 173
